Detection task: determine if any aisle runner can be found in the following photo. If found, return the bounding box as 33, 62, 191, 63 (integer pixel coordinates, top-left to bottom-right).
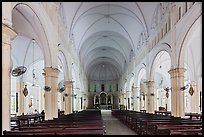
101, 110, 137, 135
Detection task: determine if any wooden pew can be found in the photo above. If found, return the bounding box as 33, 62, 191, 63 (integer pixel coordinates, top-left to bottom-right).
111, 109, 202, 135
169, 128, 202, 135
11, 114, 44, 129
19, 125, 105, 131
141, 119, 202, 135
154, 124, 202, 135
7, 109, 106, 135
4, 129, 104, 135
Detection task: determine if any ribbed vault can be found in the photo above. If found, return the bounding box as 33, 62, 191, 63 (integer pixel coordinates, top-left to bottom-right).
60, 2, 159, 81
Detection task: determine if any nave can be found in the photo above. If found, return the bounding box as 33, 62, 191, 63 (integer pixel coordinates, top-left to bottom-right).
101, 110, 137, 135
2, 2, 202, 135
3, 109, 202, 135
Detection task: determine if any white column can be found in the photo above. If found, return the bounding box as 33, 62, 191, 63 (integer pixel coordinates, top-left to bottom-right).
82, 93, 86, 110
60, 94, 65, 111
2, 24, 16, 132
121, 94, 124, 108
93, 95, 96, 105
190, 81, 199, 113
17, 82, 25, 116
126, 91, 131, 110
166, 89, 171, 111
84, 94, 88, 110
133, 87, 140, 111
64, 81, 73, 115
124, 93, 127, 109
127, 91, 131, 110
2, 2, 12, 26
76, 93, 80, 111
146, 81, 155, 113
43, 67, 59, 119
43, 68, 52, 120
140, 96, 143, 111
51, 68, 59, 118
111, 95, 113, 105
168, 68, 186, 117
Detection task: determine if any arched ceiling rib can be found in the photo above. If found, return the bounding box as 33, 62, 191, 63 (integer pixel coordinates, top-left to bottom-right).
84, 48, 124, 69
11, 36, 44, 68
61, 2, 160, 81
88, 61, 120, 81
86, 57, 122, 76
80, 31, 130, 60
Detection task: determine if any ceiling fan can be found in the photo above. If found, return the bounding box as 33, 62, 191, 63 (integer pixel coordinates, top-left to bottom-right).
58, 80, 65, 93
11, 66, 27, 77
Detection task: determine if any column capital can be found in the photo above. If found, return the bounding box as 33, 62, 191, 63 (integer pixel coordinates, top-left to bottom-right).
145, 80, 154, 87
43, 67, 60, 77
2, 24, 17, 43
64, 80, 74, 85
64, 80, 74, 88
133, 86, 140, 89
168, 68, 186, 78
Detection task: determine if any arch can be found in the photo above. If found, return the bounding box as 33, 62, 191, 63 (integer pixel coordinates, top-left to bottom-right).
94, 94, 100, 104
12, 2, 58, 68
129, 77, 135, 110
136, 67, 146, 87
150, 50, 171, 111
178, 15, 201, 70
128, 76, 134, 91
135, 67, 147, 111
58, 49, 71, 81
149, 43, 171, 79
99, 92, 108, 105
176, 4, 201, 68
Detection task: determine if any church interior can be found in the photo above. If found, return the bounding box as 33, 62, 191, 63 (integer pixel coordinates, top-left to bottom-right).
2, 2, 202, 135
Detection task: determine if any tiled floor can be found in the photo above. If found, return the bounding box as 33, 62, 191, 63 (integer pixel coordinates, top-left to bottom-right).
101, 110, 137, 135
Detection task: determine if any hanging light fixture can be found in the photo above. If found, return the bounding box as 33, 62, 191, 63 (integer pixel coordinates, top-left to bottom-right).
23, 85, 28, 97
189, 84, 194, 96
32, 39, 36, 86
20, 39, 36, 97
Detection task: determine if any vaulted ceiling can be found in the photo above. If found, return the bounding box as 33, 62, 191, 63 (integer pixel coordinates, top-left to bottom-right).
60, 2, 159, 81
11, 2, 161, 82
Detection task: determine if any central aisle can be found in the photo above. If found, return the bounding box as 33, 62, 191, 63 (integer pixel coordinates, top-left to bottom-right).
101, 110, 137, 135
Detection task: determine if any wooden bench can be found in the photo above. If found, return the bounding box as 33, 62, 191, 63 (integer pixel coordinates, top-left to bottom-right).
11, 114, 44, 129
169, 128, 202, 135
4, 129, 104, 135
111, 109, 202, 135
7, 109, 106, 135
141, 119, 201, 135
155, 124, 202, 135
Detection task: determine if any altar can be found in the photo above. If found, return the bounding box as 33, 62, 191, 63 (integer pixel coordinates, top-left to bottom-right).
100, 104, 112, 110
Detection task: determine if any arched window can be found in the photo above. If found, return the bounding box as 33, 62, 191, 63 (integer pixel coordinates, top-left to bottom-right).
101, 84, 104, 91
88, 84, 90, 92
178, 6, 182, 20
94, 84, 97, 92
